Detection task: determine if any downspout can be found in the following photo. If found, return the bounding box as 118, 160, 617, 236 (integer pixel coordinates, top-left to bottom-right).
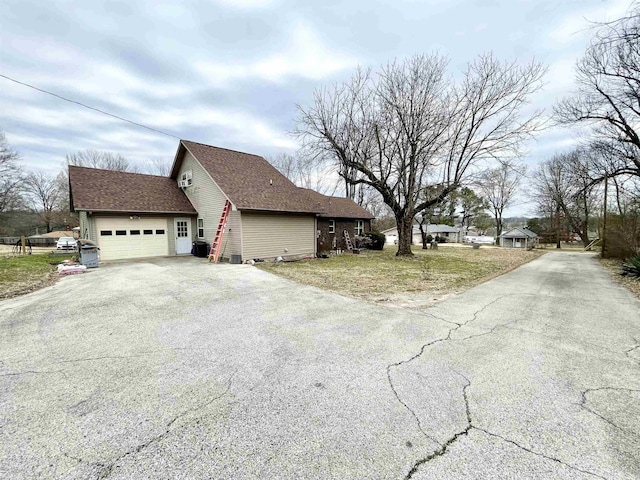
314, 216, 318, 257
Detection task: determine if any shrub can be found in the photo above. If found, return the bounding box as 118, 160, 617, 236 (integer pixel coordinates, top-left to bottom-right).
622, 254, 640, 277
365, 231, 385, 250
426, 234, 433, 244
354, 235, 372, 249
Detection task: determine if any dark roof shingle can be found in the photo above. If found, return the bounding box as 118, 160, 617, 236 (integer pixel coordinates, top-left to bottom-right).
301, 189, 375, 219
499, 227, 538, 238
69, 166, 196, 214
177, 140, 322, 214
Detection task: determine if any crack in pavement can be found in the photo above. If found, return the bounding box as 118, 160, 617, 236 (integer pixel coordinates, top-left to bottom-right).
93, 371, 236, 479
390, 294, 614, 479
625, 339, 640, 361
403, 372, 609, 479
387, 296, 506, 448
52, 353, 164, 364
404, 370, 472, 479
498, 324, 630, 358
0, 369, 66, 377
473, 427, 608, 479
578, 387, 640, 436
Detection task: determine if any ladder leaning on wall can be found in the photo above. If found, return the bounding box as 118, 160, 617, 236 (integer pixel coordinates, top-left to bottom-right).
343, 230, 353, 251
208, 200, 232, 263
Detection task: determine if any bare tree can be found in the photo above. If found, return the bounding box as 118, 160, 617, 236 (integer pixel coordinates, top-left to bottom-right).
0, 132, 25, 212
23, 171, 63, 233
296, 53, 545, 255
143, 157, 171, 176
532, 149, 598, 246
555, 5, 640, 181
66, 149, 137, 172
475, 159, 526, 242
269, 152, 339, 195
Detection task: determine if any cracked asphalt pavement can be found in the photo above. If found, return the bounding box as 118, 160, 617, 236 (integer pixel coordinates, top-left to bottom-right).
0, 252, 638, 479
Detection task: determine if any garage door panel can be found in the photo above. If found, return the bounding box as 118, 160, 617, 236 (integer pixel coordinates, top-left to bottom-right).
95, 217, 169, 260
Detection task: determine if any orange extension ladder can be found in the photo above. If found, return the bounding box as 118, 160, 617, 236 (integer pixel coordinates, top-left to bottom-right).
208, 200, 232, 263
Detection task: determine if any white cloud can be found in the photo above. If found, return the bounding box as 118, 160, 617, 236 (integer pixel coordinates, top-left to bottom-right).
194, 21, 358, 87
213, 0, 278, 8
546, 0, 631, 48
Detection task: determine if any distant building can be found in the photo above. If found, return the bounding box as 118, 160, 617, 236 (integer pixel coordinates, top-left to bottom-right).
381, 224, 461, 244
499, 227, 538, 249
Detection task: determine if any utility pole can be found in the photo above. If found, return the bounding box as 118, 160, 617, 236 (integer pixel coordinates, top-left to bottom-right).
601, 173, 608, 258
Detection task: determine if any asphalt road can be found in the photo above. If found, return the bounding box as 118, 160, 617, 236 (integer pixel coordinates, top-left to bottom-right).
0, 252, 638, 479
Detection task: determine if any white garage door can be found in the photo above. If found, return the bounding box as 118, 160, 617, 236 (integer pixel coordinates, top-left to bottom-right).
95, 217, 169, 260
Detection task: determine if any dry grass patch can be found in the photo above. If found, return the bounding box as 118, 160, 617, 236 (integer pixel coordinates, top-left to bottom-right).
600, 258, 640, 299
258, 245, 544, 308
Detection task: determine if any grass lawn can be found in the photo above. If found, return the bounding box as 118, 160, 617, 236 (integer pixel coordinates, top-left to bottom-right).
0, 253, 75, 299
258, 245, 544, 308
600, 258, 640, 299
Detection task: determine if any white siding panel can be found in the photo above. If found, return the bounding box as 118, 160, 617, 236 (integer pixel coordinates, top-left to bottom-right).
178, 151, 241, 257
241, 213, 315, 260
95, 217, 169, 260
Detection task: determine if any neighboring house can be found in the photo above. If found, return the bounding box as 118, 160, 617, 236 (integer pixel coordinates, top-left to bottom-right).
382, 224, 461, 244
499, 227, 538, 249
302, 189, 374, 252
69, 140, 373, 262
27, 230, 78, 247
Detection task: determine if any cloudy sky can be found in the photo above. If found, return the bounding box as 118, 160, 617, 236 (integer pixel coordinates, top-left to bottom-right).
0, 0, 633, 214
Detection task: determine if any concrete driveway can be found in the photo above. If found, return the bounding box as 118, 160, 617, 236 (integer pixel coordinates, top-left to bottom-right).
0, 252, 638, 479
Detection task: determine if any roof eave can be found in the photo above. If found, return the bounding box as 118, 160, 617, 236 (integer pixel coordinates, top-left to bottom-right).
75, 208, 197, 215
238, 206, 322, 215
168, 141, 187, 179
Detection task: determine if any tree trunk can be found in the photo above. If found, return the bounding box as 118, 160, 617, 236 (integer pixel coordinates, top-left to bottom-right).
555, 202, 561, 249
418, 219, 429, 249
396, 215, 414, 256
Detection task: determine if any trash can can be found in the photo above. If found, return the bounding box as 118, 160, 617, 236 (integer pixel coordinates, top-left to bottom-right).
230, 254, 242, 264
194, 241, 209, 258
79, 244, 99, 268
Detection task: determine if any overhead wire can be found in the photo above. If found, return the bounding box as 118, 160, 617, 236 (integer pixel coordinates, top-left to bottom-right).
0, 73, 181, 139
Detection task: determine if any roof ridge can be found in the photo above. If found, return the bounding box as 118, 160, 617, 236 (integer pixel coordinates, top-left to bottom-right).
68, 165, 169, 179
181, 139, 265, 159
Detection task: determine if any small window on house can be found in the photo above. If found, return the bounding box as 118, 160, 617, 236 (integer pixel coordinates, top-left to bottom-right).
355, 220, 364, 236
130, 230, 140, 235
100, 230, 112, 236
115, 230, 126, 236
143, 230, 153, 235
197, 218, 204, 238
181, 170, 193, 187
328, 219, 335, 234
156, 229, 165, 235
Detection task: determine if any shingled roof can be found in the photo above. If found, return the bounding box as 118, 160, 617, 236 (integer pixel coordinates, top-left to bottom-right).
174, 140, 322, 214
301, 189, 375, 219
499, 227, 538, 238
69, 166, 197, 214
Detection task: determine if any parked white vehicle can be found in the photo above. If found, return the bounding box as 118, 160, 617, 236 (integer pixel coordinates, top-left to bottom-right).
463, 235, 495, 245
56, 237, 77, 250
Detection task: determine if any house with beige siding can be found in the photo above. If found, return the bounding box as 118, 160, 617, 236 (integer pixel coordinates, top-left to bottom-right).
69, 140, 374, 262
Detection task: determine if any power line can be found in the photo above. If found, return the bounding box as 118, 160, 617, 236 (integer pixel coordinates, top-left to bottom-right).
0, 73, 181, 139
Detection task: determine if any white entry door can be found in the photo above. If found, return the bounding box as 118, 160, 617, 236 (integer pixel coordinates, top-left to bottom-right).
174, 218, 191, 254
